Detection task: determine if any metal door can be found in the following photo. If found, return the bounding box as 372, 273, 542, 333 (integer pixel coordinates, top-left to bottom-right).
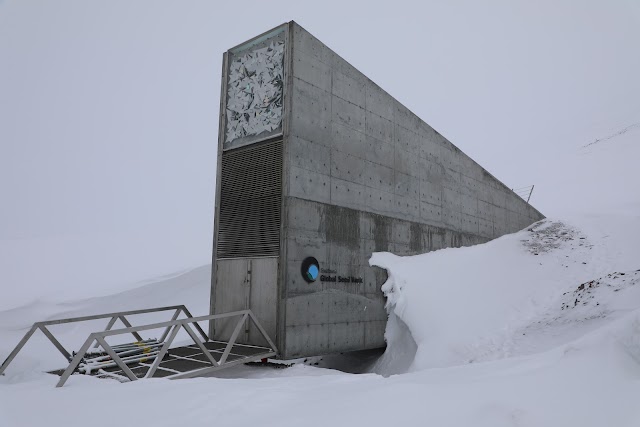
213, 257, 278, 347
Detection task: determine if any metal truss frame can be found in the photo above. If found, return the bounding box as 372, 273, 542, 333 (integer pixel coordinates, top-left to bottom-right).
0, 306, 277, 387
1, 305, 197, 376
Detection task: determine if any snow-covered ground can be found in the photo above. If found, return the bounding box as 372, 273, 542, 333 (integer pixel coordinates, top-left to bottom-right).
371, 217, 640, 372
1, 128, 639, 426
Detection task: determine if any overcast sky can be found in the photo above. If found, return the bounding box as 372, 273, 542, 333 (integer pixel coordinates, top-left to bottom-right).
1, 0, 639, 307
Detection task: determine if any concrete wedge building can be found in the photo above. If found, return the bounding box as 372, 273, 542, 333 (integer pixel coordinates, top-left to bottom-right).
210, 21, 544, 359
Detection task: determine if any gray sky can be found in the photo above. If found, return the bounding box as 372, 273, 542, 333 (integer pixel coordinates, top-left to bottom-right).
1, 0, 639, 307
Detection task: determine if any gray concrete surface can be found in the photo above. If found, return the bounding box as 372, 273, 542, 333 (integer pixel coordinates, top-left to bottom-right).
212, 22, 544, 359
278, 22, 543, 358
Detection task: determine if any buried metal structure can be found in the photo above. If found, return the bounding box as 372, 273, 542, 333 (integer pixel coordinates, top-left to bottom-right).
0, 305, 277, 387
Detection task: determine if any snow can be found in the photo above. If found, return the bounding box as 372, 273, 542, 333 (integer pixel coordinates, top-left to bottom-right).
544, 126, 640, 217
370, 216, 640, 371
0, 265, 211, 376
2, 110, 640, 426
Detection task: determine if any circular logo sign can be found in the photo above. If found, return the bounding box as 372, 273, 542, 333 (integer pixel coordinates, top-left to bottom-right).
301, 257, 319, 283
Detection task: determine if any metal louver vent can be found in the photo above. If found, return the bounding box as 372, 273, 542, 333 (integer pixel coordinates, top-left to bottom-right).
217, 139, 282, 258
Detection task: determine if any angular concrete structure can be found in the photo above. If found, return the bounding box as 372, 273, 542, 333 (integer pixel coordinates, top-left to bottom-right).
210, 21, 544, 359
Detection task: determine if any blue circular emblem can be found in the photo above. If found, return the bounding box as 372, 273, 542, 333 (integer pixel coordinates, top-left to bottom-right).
301, 257, 319, 283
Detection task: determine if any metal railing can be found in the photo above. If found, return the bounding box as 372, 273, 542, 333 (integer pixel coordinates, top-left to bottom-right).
0, 305, 277, 388
512, 185, 535, 203
0, 305, 199, 377
55, 310, 275, 387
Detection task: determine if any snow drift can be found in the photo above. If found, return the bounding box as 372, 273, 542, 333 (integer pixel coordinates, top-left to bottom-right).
370, 126, 640, 375
371, 217, 640, 373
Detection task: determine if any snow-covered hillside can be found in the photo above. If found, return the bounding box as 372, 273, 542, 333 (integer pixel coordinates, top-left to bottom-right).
371, 217, 640, 373
1, 128, 639, 426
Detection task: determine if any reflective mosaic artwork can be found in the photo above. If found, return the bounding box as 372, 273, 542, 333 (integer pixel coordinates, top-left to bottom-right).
225, 41, 285, 145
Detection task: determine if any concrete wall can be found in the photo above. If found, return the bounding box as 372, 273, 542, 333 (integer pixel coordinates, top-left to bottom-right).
278, 22, 544, 358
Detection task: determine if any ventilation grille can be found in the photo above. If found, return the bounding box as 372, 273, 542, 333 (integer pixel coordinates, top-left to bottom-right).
217, 139, 282, 258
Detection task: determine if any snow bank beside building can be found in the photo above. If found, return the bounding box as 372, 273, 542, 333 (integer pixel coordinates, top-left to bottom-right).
371, 126, 640, 374
371, 216, 640, 373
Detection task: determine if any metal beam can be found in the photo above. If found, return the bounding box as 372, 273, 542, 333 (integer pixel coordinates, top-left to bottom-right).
37, 305, 186, 327
181, 306, 209, 342
39, 325, 72, 361
219, 313, 248, 365
158, 308, 182, 343
95, 336, 137, 382
92, 316, 118, 349
56, 336, 97, 387
168, 351, 276, 380
247, 311, 278, 353
0, 325, 38, 376
98, 310, 251, 338
182, 323, 218, 367
145, 325, 181, 379
117, 316, 144, 342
